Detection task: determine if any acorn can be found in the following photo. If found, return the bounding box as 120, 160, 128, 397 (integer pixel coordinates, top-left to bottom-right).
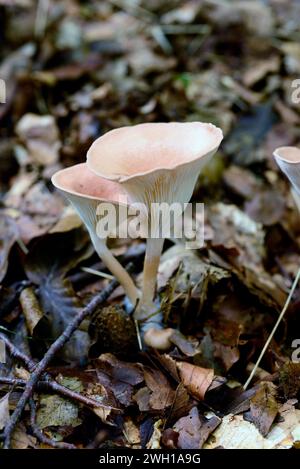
89, 305, 138, 356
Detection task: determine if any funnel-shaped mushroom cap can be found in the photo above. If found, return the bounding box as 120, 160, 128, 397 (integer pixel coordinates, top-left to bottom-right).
87, 122, 223, 237
51, 163, 129, 236
87, 122, 223, 183
274, 147, 300, 195
52, 163, 139, 306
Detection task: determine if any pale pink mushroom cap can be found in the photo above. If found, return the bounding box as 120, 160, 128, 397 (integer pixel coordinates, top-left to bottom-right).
87, 122, 223, 237
87, 122, 223, 183
51, 163, 128, 203
52, 163, 139, 305
51, 163, 129, 235
273, 146, 300, 195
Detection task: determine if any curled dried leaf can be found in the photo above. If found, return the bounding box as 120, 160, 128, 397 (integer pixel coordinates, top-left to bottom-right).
177, 362, 214, 401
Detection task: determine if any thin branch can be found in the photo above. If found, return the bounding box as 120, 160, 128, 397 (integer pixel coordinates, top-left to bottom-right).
0, 333, 35, 371
0, 376, 113, 410
244, 266, 300, 390
0, 334, 114, 409
0, 377, 27, 388
29, 398, 76, 449
2, 274, 121, 448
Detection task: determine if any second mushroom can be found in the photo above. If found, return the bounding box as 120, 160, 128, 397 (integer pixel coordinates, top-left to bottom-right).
87, 122, 223, 321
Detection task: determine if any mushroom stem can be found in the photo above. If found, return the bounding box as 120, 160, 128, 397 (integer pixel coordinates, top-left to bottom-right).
291, 188, 300, 213
90, 231, 139, 307
134, 237, 164, 320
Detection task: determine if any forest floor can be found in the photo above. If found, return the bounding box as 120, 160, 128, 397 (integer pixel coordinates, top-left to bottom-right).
0, 0, 300, 449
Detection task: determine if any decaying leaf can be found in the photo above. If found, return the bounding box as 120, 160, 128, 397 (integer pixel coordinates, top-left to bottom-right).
86, 382, 118, 424
24, 229, 92, 362
96, 354, 144, 407
168, 383, 195, 425
49, 206, 82, 234
172, 407, 221, 449
11, 423, 37, 449
169, 330, 200, 357
158, 245, 230, 294
223, 165, 263, 200
209, 203, 286, 308
247, 382, 279, 436
19, 286, 44, 336
16, 113, 61, 166
245, 191, 285, 226
146, 419, 163, 450
123, 417, 141, 447
143, 367, 175, 410
36, 394, 81, 429
161, 428, 179, 449
177, 362, 214, 401
205, 403, 300, 449
204, 317, 243, 372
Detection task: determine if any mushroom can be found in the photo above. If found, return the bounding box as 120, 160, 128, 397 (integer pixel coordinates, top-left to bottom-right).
51, 163, 139, 307
87, 122, 223, 320
273, 146, 300, 211
273, 146, 300, 191
144, 327, 174, 351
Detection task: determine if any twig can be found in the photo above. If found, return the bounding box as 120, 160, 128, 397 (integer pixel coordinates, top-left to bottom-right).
0, 333, 35, 371
0, 334, 112, 408
29, 398, 76, 449
0, 377, 28, 388
0, 376, 111, 410
244, 266, 300, 390
2, 275, 120, 448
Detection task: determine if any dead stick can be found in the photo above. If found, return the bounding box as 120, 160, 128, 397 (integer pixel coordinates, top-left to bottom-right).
3, 275, 120, 449
0, 376, 113, 410
0, 334, 114, 409
29, 398, 76, 449
0, 334, 34, 371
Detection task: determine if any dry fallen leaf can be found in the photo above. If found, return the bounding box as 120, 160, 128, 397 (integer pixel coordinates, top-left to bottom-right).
36, 394, 82, 429
177, 362, 214, 401
16, 113, 61, 166
96, 353, 144, 407
11, 423, 37, 449
143, 367, 175, 410
123, 417, 141, 447
19, 286, 44, 336
172, 406, 220, 449
146, 419, 163, 449
205, 405, 300, 449
247, 382, 279, 436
